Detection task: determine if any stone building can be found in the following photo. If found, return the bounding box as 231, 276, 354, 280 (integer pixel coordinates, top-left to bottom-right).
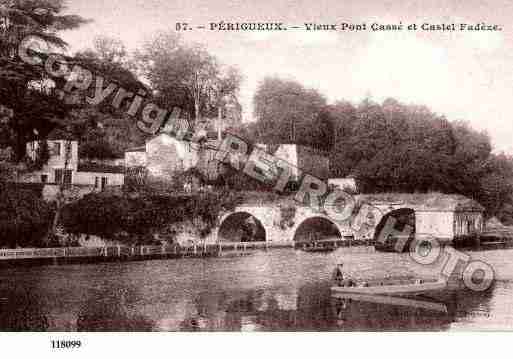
125, 133, 199, 180
124, 146, 147, 167
24, 138, 79, 184
256, 143, 331, 181
125, 94, 243, 183
22, 135, 124, 190
358, 193, 485, 243
146, 133, 199, 179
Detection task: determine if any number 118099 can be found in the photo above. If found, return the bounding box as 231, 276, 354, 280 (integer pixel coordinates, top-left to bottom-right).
51, 340, 82, 349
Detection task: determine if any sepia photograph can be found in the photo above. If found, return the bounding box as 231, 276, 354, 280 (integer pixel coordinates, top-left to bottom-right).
1, 0, 513, 355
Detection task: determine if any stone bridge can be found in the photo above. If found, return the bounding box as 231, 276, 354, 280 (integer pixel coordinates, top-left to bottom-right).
211, 200, 401, 245
207, 193, 484, 245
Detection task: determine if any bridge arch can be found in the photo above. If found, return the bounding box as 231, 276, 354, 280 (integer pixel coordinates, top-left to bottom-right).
373, 208, 416, 249
218, 211, 267, 242
292, 216, 343, 243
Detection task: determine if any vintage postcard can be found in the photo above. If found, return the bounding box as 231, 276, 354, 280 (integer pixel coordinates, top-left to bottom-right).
1, 0, 512, 354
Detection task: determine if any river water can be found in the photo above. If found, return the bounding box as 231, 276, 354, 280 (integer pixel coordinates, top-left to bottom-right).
1, 246, 513, 331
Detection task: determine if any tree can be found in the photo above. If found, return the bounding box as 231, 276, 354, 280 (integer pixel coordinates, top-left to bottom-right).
65, 36, 148, 158
253, 77, 330, 149
43, 109, 96, 244
0, 0, 89, 58
322, 95, 511, 208
0, 0, 89, 159
0, 147, 15, 183
90, 36, 127, 65
73, 36, 143, 103
0, 107, 22, 184
0, 184, 54, 248
325, 101, 357, 177
477, 153, 513, 220
135, 31, 242, 124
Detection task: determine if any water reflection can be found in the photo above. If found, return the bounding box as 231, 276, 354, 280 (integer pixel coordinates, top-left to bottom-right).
77, 287, 154, 331
0, 287, 49, 331
0, 248, 507, 331
159, 282, 494, 332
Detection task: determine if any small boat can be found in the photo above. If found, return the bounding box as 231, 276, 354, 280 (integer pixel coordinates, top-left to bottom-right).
302, 247, 335, 253
218, 250, 253, 258
331, 278, 447, 296
332, 292, 448, 313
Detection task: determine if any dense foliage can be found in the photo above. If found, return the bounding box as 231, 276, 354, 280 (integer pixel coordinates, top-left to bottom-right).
60, 191, 242, 244
134, 31, 243, 123
0, 0, 89, 159
0, 183, 54, 248
251, 77, 332, 150
326, 99, 513, 221
249, 77, 513, 222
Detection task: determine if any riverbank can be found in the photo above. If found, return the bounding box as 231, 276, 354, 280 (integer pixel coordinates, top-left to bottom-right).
0, 238, 376, 268
2, 235, 509, 268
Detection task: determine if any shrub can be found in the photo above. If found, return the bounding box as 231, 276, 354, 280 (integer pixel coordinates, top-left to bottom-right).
61, 191, 242, 244
0, 184, 54, 248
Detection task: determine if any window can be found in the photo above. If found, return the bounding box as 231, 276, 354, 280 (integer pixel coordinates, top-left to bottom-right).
54, 169, 72, 186
101, 177, 108, 190
40, 174, 48, 183
95, 176, 108, 191
55, 169, 63, 184
51, 142, 61, 156
63, 170, 72, 185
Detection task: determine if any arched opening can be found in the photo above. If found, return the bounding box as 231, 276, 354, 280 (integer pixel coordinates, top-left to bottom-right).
374, 208, 415, 251
293, 217, 342, 243
218, 212, 266, 242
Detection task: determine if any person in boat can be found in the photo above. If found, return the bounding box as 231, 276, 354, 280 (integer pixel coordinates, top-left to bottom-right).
332, 264, 356, 287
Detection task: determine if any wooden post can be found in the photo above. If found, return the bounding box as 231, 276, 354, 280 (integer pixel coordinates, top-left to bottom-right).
118, 245, 121, 257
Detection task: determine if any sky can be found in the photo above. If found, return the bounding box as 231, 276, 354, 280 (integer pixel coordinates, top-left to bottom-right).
59, 0, 513, 153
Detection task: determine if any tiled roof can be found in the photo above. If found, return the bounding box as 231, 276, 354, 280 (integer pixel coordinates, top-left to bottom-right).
357, 193, 484, 212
